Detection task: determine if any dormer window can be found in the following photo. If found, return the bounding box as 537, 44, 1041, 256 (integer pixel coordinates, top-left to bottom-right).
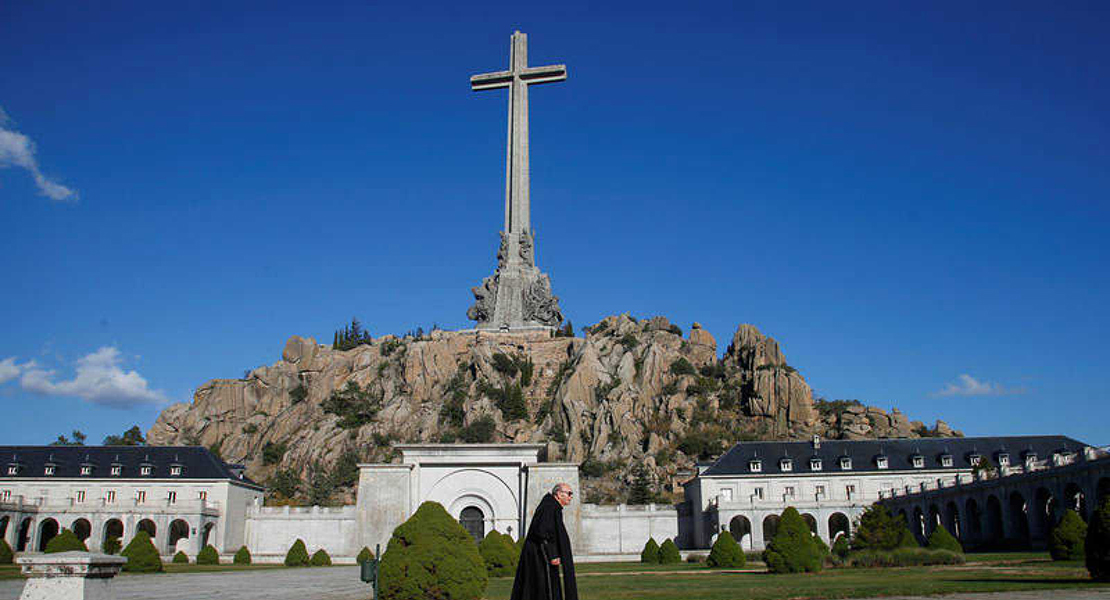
140, 466, 152, 476
876, 456, 889, 469
170, 466, 182, 476
749, 460, 762, 473
6, 465, 17, 476
940, 454, 953, 467
80, 465, 92, 476
1024, 452, 1037, 467
968, 453, 981, 466
912, 455, 925, 469
111, 465, 122, 476
44, 465, 55, 476
780, 458, 793, 472
810, 458, 822, 471
997, 453, 1010, 467
840, 457, 852, 470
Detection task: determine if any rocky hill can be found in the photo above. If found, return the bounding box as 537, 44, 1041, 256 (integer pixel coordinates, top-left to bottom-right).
148, 315, 960, 504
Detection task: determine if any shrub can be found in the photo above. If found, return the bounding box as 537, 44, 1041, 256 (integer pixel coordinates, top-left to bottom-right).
311, 549, 332, 566
852, 504, 908, 551
460, 416, 496, 443
763, 507, 822, 573
479, 531, 516, 576
197, 544, 220, 565
262, 441, 287, 465
121, 531, 163, 573
173, 551, 189, 564
927, 524, 963, 554
899, 526, 920, 547
0, 539, 12, 564
832, 535, 850, 559
813, 534, 830, 559
45, 528, 88, 553
1087, 494, 1110, 581
234, 545, 252, 565
322, 380, 382, 429
102, 536, 121, 555
285, 539, 310, 567
707, 530, 745, 568
357, 546, 375, 565
1050, 509, 1087, 561
847, 548, 964, 568
659, 538, 681, 564
640, 538, 660, 563
669, 358, 696, 376
379, 501, 487, 600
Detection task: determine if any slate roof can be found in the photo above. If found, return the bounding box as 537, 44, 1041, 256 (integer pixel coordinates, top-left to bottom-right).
0, 445, 260, 487
699, 435, 1088, 477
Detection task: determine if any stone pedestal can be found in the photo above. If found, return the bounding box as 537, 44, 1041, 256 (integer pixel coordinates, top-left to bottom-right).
16, 552, 127, 600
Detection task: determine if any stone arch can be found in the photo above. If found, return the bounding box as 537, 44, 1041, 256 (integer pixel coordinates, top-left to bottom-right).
985, 495, 1004, 541
927, 504, 942, 537
1064, 483, 1087, 520
801, 513, 817, 535
459, 506, 485, 541
729, 515, 752, 549
137, 518, 157, 539
1009, 491, 1030, 546
37, 518, 59, 551
828, 512, 850, 542
103, 519, 124, 552
1032, 487, 1056, 541
944, 501, 961, 539
762, 514, 780, 543
428, 468, 519, 533
964, 498, 981, 543
0, 515, 8, 539
17, 517, 33, 551
71, 518, 92, 542
201, 522, 215, 548
912, 507, 926, 543
168, 519, 190, 553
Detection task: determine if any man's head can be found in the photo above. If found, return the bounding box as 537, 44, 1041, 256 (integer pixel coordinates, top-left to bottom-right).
552, 483, 574, 507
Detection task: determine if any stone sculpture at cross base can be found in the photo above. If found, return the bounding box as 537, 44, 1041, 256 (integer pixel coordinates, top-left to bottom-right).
17, 552, 127, 600
467, 31, 566, 331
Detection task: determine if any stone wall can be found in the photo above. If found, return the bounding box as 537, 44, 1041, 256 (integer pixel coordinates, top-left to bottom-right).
244, 505, 358, 562
579, 503, 685, 558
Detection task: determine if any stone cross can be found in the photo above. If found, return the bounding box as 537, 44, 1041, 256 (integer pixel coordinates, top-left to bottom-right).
471, 31, 566, 266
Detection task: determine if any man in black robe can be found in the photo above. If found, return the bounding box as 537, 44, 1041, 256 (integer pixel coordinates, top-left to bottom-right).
510, 483, 578, 600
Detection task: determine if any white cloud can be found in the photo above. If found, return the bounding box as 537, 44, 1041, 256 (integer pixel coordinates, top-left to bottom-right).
934, 374, 1027, 397
0, 107, 77, 202
0, 357, 37, 385
20, 346, 166, 408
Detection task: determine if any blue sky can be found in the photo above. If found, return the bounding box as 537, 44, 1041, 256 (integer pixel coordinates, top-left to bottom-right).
1, 1, 1107, 447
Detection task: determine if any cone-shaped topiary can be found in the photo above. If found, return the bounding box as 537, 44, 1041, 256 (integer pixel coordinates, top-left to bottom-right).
707, 530, 745, 568
285, 539, 310, 567
357, 546, 375, 565
45, 528, 88, 553
121, 531, 163, 573
1050, 510, 1087, 561
763, 507, 822, 573
853, 504, 910, 551
0, 539, 13, 565
813, 534, 830, 558
832, 535, 850, 558
479, 531, 516, 576
197, 544, 220, 565
659, 538, 681, 564
927, 524, 963, 554
102, 536, 121, 555
172, 551, 189, 564
640, 537, 660, 563
234, 545, 252, 565
311, 548, 332, 566
899, 526, 920, 548
379, 501, 487, 600
1087, 495, 1110, 581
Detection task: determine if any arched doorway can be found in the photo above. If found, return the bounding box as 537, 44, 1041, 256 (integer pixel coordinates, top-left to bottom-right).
0, 515, 8, 540
137, 519, 157, 539
168, 519, 190, 553
37, 518, 59, 551
964, 498, 981, 544
944, 502, 961, 539
927, 505, 942, 537
762, 514, 780, 544
828, 512, 850, 542
985, 495, 1004, 540
1009, 491, 1030, 547
17, 517, 33, 551
801, 513, 817, 535
459, 506, 485, 541
103, 519, 124, 554
729, 515, 752, 549
1033, 487, 1056, 541
912, 507, 926, 543
71, 518, 92, 543
1064, 483, 1087, 520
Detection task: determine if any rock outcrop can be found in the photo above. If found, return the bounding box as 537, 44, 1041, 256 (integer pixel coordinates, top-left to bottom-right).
148, 315, 960, 503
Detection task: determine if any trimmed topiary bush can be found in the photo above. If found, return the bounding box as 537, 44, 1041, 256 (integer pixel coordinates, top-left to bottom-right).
847, 548, 964, 568
707, 530, 745, 568
763, 507, 822, 573
45, 528, 88, 553
234, 545, 252, 565
311, 549, 332, 566
899, 525, 920, 548
1050, 510, 1087, 561
1087, 495, 1110, 581
285, 539, 310, 567
102, 536, 121, 555
832, 535, 850, 559
172, 551, 189, 564
853, 504, 911, 551
357, 546, 375, 565
927, 524, 963, 554
197, 544, 220, 565
379, 501, 487, 600
479, 531, 516, 576
659, 538, 681, 564
0, 539, 14, 564
640, 537, 660, 563
121, 531, 163, 573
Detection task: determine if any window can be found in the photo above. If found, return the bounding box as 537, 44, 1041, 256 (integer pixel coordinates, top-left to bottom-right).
720, 488, 733, 502
44, 465, 55, 476
1, 490, 10, 501
749, 460, 762, 472
76, 490, 86, 503
170, 466, 182, 476
111, 465, 122, 476
968, 453, 981, 466
140, 466, 152, 476
780, 458, 793, 472
167, 491, 177, 504
80, 465, 92, 476
840, 457, 852, 470
106, 490, 116, 504
198, 491, 208, 501
997, 453, 1010, 467
753, 487, 764, 500
846, 484, 856, 497
136, 490, 146, 503
810, 458, 822, 471
941, 455, 953, 467
912, 456, 924, 468
816, 485, 826, 496
876, 456, 889, 469
784, 486, 795, 497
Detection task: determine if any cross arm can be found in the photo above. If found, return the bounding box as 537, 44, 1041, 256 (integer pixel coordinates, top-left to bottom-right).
520, 64, 567, 85
471, 71, 512, 91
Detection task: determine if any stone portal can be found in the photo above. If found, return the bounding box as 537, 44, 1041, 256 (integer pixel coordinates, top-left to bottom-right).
467, 31, 566, 331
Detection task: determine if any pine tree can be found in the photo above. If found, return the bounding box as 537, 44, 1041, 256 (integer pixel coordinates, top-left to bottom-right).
629, 464, 654, 505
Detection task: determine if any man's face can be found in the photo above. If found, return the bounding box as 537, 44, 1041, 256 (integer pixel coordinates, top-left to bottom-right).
555, 486, 574, 507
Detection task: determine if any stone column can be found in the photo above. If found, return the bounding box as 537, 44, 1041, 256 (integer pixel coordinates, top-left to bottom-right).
16, 552, 127, 600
